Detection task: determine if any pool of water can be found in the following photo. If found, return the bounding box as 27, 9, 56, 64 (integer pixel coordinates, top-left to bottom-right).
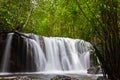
0, 72, 103, 80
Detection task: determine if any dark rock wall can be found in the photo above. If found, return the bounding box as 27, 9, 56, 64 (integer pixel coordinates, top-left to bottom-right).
0, 32, 43, 72
0, 33, 8, 71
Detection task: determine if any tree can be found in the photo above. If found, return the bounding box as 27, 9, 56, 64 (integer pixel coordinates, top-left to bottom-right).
0, 0, 31, 32
89, 0, 120, 79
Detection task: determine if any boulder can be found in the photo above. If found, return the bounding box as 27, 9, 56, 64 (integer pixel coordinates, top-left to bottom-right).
51, 75, 79, 80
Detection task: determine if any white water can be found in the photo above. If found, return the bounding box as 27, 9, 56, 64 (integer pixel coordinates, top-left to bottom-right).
42, 37, 91, 74
1, 33, 92, 74
1, 33, 14, 72
28, 35, 46, 71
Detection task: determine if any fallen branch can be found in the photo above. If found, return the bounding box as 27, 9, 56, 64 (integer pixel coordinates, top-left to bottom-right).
14, 32, 33, 39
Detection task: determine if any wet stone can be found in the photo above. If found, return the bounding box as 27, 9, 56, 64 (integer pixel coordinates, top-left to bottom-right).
51, 75, 79, 80
15, 76, 30, 80
97, 76, 109, 80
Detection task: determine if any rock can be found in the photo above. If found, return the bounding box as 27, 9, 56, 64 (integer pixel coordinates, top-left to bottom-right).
51, 75, 79, 80
0, 32, 38, 72
97, 76, 108, 80
87, 66, 97, 74
16, 76, 30, 80
87, 66, 102, 74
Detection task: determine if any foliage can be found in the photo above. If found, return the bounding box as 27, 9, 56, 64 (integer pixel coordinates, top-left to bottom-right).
0, 0, 31, 32
77, 0, 120, 79
90, 0, 120, 79
0, 0, 100, 40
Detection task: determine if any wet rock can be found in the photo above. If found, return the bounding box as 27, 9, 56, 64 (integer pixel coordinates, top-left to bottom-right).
0, 32, 38, 72
0, 33, 8, 71
97, 76, 108, 80
51, 75, 79, 80
87, 66, 102, 74
16, 76, 30, 80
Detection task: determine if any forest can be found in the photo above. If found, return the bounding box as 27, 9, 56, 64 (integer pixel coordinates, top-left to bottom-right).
0, 0, 120, 80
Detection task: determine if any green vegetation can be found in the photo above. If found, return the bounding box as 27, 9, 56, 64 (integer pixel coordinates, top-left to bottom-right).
0, 0, 31, 32
0, 0, 98, 40
0, 0, 120, 79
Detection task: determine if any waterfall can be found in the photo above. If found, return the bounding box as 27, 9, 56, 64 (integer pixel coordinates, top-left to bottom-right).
26, 34, 46, 71
0, 33, 92, 74
1, 33, 14, 72
43, 37, 91, 73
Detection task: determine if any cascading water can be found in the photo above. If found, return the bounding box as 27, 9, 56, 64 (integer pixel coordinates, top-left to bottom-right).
1, 33, 14, 72
26, 35, 46, 71
0, 33, 92, 74
43, 37, 91, 74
